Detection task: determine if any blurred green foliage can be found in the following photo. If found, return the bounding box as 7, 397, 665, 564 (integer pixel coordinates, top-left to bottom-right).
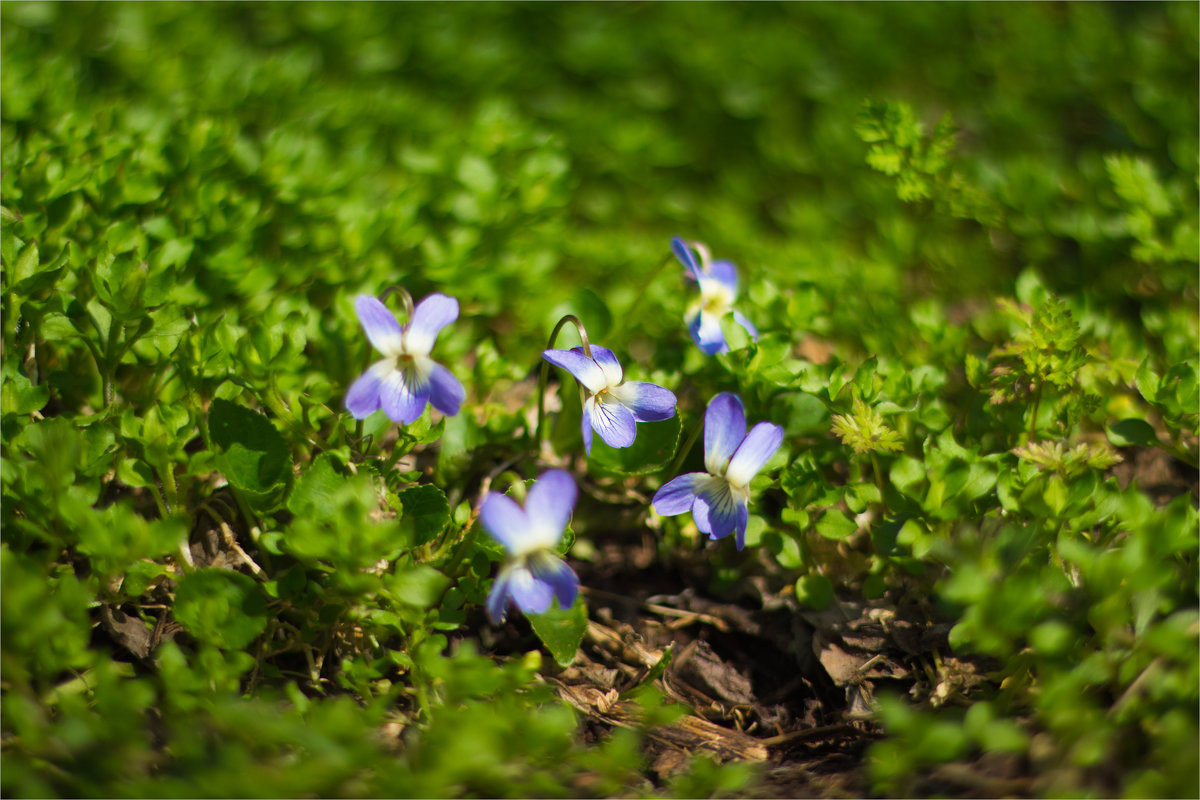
2, 2, 1197, 797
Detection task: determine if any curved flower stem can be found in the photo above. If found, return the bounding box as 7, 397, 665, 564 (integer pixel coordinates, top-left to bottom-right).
379, 285, 415, 323
535, 314, 593, 451
666, 415, 704, 477
549, 313, 594, 359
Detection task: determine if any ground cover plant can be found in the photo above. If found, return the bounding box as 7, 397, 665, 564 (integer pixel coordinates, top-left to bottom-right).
2, 3, 1197, 797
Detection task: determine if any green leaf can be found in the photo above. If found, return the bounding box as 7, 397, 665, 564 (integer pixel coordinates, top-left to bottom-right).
121, 172, 164, 205
1106, 154, 1172, 217
387, 565, 451, 608
742, 514, 767, 549
151, 238, 193, 270
0, 228, 19, 272
117, 458, 157, 489
396, 483, 451, 546
102, 219, 144, 254
746, 333, 798, 385
76, 505, 185, 579
767, 531, 805, 568
795, 573, 834, 610
1, 361, 49, 415
964, 352, 988, 389
780, 391, 828, 436
958, 462, 997, 503
1044, 475, 1068, 516
890, 456, 927, 499
287, 452, 348, 519
457, 153, 497, 195
1014, 268, 1048, 308
965, 701, 1029, 753
122, 559, 169, 597
94, 253, 153, 319
1134, 358, 1160, 404
780, 454, 825, 506
871, 516, 904, 555
209, 398, 292, 499
844, 482, 882, 513
588, 414, 681, 477
173, 568, 269, 650
528, 594, 588, 667
853, 355, 880, 400
1106, 418, 1159, 448
816, 509, 858, 540
15, 240, 69, 300
12, 239, 38, 286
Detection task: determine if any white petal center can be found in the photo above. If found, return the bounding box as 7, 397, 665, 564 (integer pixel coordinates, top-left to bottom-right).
698, 277, 734, 316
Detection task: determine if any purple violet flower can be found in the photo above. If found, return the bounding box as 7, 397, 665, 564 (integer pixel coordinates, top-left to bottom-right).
652, 392, 783, 550
671, 237, 758, 355
482, 469, 581, 624
542, 344, 677, 455
345, 293, 466, 425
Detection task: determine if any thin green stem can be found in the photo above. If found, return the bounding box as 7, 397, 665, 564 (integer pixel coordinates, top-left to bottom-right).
535, 314, 593, 451
79, 334, 107, 408
175, 539, 196, 573
110, 318, 149, 370
146, 481, 170, 520
383, 441, 409, 475
666, 416, 704, 477
413, 671, 433, 723
443, 522, 480, 584
870, 452, 885, 495
102, 319, 122, 409
265, 380, 303, 436
231, 488, 262, 545
1027, 383, 1043, 442
351, 417, 368, 462
159, 463, 180, 515
197, 399, 215, 452
621, 253, 677, 344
